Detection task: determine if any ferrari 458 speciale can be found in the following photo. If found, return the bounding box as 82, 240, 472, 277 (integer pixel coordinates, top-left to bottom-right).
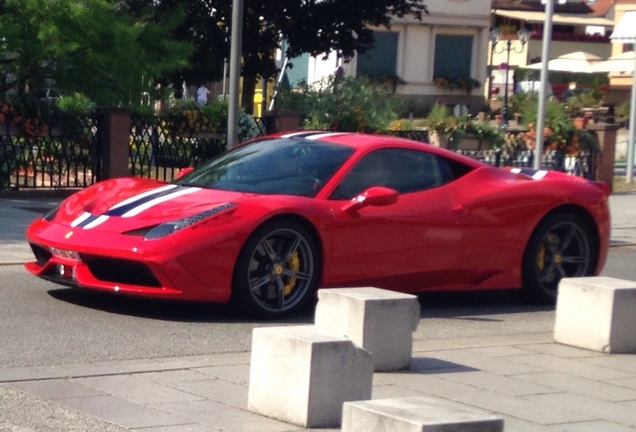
25, 131, 610, 318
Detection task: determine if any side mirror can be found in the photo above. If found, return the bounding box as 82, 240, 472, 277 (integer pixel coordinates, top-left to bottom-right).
342, 186, 399, 214
176, 167, 194, 179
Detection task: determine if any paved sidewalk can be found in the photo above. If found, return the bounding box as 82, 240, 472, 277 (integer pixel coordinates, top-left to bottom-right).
1, 192, 635, 431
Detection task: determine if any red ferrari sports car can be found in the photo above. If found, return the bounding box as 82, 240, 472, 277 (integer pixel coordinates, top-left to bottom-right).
25, 131, 610, 318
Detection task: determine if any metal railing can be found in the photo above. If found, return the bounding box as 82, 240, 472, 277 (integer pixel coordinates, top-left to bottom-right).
129, 114, 228, 182
0, 114, 596, 190
0, 115, 100, 190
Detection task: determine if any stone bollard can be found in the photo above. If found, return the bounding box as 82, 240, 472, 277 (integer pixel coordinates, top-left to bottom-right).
342, 396, 504, 432
314, 287, 420, 371
554, 276, 636, 353
247, 325, 373, 428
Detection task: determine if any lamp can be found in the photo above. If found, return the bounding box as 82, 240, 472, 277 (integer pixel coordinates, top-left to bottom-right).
535, 0, 566, 169
490, 27, 530, 127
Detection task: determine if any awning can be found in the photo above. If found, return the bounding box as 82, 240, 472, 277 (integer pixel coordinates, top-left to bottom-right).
611, 11, 636, 42
494, 10, 615, 27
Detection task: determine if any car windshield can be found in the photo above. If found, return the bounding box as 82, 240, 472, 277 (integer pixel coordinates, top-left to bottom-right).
174, 138, 355, 197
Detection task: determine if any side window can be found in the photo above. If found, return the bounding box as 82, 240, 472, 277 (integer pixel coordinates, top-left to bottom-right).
330, 149, 454, 200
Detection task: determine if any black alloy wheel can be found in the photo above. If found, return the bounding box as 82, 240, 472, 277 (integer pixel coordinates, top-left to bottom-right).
232, 220, 319, 319
522, 213, 596, 303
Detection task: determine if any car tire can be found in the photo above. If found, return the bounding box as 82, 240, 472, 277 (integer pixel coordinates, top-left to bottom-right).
521, 212, 597, 304
231, 220, 320, 319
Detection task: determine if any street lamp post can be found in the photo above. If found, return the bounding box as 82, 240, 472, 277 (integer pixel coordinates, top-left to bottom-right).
535, 0, 566, 169
490, 28, 530, 128
227, 0, 244, 148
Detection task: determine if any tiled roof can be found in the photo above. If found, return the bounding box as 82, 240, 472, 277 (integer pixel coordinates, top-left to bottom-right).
584, 0, 614, 16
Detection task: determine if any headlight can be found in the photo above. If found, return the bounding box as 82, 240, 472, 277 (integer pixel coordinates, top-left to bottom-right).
144, 202, 237, 240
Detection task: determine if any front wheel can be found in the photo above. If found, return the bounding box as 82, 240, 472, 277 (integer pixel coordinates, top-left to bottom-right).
231, 220, 320, 319
522, 213, 597, 304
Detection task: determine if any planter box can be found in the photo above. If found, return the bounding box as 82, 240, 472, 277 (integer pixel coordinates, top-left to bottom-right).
456, 135, 483, 151
428, 130, 450, 148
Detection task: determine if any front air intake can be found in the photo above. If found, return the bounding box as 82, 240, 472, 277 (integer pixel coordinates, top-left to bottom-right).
85, 258, 161, 288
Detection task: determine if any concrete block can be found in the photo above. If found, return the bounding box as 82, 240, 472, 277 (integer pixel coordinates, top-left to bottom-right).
554, 277, 636, 353
315, 287, 420, 371
247, 325, 373, 428
342, 396, 504, 432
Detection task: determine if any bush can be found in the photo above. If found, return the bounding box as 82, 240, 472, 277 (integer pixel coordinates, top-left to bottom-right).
275, 74, 402, 132
522, 100, 576, 153
56, 93, 94, 114
419, 103, 504, 148
167, 99, 227, 135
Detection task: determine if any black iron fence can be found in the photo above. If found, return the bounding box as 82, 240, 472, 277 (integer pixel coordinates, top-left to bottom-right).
456, 148, 594, 178
384, 129, 595, 178
0, 112, 597, 191
0, 114, 100, 190
129, 114, 228, 182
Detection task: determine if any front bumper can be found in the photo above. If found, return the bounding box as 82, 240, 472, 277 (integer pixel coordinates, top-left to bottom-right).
24, 218, 233, 302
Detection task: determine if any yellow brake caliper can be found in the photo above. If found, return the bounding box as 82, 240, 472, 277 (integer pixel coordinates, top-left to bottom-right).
537, 244, 546, 272
283, 252, 300, 295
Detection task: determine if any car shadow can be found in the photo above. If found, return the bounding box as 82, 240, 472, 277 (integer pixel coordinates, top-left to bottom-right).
416, 289, 554, 319
47, 287, 550, 324
46, 288, 315, 324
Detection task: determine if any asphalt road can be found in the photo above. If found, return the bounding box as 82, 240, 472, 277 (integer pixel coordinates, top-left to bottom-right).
2, 246, 634, 369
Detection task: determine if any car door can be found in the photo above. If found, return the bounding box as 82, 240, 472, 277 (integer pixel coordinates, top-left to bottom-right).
323, 148, 467, 292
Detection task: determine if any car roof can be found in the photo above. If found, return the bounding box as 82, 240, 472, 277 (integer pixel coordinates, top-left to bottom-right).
275, 131, 489, 169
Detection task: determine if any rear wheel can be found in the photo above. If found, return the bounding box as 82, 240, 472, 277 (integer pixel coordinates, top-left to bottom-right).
522, 213, 596, 303
231, 220, 319, 319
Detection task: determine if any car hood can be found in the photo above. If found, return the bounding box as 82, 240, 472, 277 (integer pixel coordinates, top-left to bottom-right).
53, 178, 249, 231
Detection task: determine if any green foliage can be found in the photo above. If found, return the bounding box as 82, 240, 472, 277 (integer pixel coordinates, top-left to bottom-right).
278, 75, 402, 132
462, 121, 505, 148
167, 99, 228, 135
142, 0, 428, 114
0, 0, 192, 109
420, 104, 466, 140
508, 91, 537, 119
56, 93, 94, 114
617, 101, 630, 121
575, 130, 601, 153
521, 100, 578, 153
564, 90, 601, 117
201, 102, 229, 130
136, 0, 231, 87
426, 103, 452, 122
418, 103, 504, 147
162, 98, 259, 141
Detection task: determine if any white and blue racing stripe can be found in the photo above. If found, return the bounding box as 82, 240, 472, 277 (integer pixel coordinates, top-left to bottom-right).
72, 185, 201, 229
71, 212, 93, 227
83, 215, 110, 230
106, 184, 180, 216
118, 186, 201, 218
71, 212, 109, 230
510, 168, 548, 180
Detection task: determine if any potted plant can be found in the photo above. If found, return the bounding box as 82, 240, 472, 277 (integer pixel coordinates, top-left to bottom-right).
422, 104, 456, 148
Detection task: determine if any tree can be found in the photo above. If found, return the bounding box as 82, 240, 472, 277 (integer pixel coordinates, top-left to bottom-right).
135, 0, 230, 91
138, 0, 427, 114
0, 0, 192, 108
238, 0, 429, 114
